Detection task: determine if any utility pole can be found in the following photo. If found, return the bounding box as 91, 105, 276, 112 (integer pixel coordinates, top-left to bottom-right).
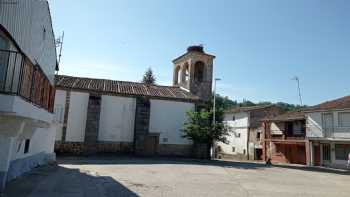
212, 78, 221, 159
55, 31, 64, 75
213, 78, 221, 125
292, 76, 303, 106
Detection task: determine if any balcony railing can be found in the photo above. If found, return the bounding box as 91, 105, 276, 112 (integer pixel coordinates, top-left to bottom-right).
268, 135, 305, 140
323, 127, 350, 138
0, 49, 55, 112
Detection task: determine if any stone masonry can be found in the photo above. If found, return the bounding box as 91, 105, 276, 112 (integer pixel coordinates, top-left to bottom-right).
133, 97, 153, 155
84, 95, 102, 155
61, 91, 71, 142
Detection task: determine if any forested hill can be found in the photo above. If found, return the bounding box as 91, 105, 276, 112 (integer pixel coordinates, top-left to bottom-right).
215, 94, 307, 112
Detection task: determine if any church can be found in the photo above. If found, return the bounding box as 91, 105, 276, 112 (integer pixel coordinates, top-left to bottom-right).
53, 46, 215, 156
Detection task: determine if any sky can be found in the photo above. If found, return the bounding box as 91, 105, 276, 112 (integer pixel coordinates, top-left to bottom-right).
49, 0, 350, 106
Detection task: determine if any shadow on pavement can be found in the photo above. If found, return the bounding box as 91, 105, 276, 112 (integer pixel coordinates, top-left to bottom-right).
57, 155, 350, 175
4, 164, 139, 197
273, 164, 350, 176
58, 155, 267, 170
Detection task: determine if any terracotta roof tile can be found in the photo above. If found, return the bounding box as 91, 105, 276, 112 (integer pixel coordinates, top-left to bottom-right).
306, 95, 350, 111
55, 75, 199, 101
225, 105, 274, 113
265, 111, 305, 122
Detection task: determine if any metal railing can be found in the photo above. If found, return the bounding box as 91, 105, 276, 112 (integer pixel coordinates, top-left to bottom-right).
0, 49, 23, 94
0, 49, 55, 112
323, 127, 350, 138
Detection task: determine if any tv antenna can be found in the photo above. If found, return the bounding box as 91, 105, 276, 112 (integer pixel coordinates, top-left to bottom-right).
55, 31, 64, 67
292, 76, 303, 106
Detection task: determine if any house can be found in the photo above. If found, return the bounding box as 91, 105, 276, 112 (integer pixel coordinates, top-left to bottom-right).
54, 46, 215, 157
0, 0, 57, 191
305, 95, 350, 168
262, 111, 308, 165
216, 105, 282, 160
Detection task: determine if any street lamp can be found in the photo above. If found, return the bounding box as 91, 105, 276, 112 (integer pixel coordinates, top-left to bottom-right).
213, 78, 221, 125
212, 78, 221, 159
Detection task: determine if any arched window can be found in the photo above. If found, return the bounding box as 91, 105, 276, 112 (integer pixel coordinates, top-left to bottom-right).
194, 61, 205, 82
182, 63, 189, 83
174, 66, 181, 84
177, 67, 182, 84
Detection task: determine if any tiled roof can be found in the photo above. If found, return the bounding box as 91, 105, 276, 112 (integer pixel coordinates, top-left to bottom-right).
55, 75, 199, 101
265, 111, 305, 122
225, 105, 274, 113
306, 95, 350, 111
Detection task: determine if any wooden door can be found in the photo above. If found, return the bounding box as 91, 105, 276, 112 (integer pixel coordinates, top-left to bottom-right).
144, 135, 158, 155
313, 144, 321, 166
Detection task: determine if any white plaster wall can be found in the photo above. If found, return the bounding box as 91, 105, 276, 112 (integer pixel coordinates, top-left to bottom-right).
65, 92, 89, 142
334, 110, 350, 138
306, 112, 323, 138
0, 95, 53, 124
0, 137, 14, 172
149, 99, 194, 145
219, 112, 249, 156
53, 90, 66, 141
217, 127, 248, 155
224, 112, 249, 128
98, 96, 136, 142
10, 126, 56, 161
307, 111, 350, 138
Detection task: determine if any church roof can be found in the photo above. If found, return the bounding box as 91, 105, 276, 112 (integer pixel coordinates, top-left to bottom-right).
55, 75, 200, 102
172, 46, 215, 63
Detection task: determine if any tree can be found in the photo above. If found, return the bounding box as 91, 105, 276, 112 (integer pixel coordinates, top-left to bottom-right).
142, 67, 156, 84
182, 110, 229, 159
183, 110, 229, 142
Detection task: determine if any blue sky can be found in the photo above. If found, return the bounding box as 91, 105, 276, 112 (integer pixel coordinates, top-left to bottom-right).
49, 0, 350, 105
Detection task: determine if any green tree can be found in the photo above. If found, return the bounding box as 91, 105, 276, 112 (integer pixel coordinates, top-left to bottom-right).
182, 109, 229, 159
142, 67, 156, 84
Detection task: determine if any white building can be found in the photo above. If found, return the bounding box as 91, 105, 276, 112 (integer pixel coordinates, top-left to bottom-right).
217, 106, 282, 160
54, 46, 215, 157
305, 95, 350, 168
0, 0, 57, 191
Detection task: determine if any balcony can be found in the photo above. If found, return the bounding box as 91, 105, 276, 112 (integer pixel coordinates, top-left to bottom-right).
323, 127, 350, 139
269, 135, 305, 141
0, 49, 55, 113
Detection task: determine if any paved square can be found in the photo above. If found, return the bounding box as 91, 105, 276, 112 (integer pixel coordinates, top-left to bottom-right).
4, 157, 350, 197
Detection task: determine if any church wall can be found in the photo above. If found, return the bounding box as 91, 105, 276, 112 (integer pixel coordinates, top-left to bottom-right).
53, 89, 66, 141
54, 90, 197, 156
65, 91, 89, 142
149, 99, 194, 145
98, 95, 136, 143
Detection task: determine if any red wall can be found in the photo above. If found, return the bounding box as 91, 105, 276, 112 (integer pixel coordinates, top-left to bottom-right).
271, 143, 306, 165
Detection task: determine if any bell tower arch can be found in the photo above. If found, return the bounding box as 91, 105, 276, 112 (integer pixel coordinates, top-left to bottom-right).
172, 46, 215, 102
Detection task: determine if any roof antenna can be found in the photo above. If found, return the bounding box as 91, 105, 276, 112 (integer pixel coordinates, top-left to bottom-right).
292, 76, 303, 106
55, 31, 64, 73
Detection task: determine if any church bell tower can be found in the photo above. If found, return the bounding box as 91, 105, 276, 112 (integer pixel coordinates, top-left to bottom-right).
172, 46, 215, 102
